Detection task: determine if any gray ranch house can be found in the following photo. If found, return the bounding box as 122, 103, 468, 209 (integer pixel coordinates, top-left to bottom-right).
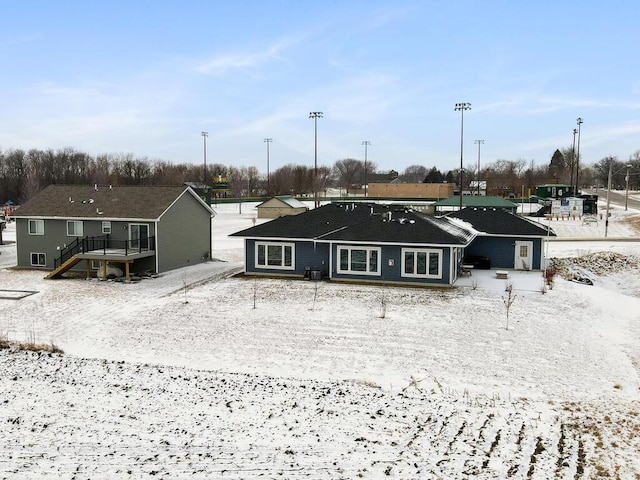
12, 184, 214, 280
232, 202, 475, 286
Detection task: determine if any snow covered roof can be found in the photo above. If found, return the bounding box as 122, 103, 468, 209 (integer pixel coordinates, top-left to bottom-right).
257, 196, 308, 209
446, 207, 556, 237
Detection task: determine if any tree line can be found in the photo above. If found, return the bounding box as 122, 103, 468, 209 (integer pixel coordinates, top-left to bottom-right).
1, 146, 638, 205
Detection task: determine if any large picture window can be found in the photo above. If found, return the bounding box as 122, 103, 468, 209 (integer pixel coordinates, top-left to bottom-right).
337, 246, 380, 276
67, 220, 84, 237
402, 248, 442, 278
255, 242, 294, 270
28, 219, 44, 235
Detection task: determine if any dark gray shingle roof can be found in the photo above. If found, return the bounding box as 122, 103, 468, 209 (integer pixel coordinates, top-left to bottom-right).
447, 207, 555, 236
13, 185, 209, 220
233, 202, 474, 245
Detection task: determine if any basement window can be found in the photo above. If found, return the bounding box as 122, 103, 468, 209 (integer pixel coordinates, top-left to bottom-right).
30, 252, 46, 267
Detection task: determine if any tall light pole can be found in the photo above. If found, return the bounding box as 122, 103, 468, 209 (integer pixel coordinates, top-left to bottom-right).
474, 139, 484, 196
455, 102, 471, 209
309, 111, 323, 208
362, 140, 371, 197
570, 128, 577, 194
575, 118, 583, 194
201, 131, 208, 184
605, 160, 632, 237
264, 138, 272, 194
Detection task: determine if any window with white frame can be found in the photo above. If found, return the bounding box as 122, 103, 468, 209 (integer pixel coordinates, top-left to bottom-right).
337, 246, 380, 275
30, 252, 46, 266
67, 220, 84, 237
255, 242, 295, 270
102, 221, 111, 234
28, 219, 44, 235
401, 248, 442, 278
91, 260, 102, 270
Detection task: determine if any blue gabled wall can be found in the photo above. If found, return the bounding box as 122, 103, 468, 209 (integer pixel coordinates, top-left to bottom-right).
464, 236, 544, 270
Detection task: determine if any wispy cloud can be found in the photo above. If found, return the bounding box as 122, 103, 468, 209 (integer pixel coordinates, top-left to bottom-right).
531, 96, 640, 114
194, 36, 299, 76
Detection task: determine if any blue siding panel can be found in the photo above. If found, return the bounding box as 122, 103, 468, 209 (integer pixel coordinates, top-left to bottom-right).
465, 236, 544, 270
330, 243, 453, 285
245, 239, 329, 277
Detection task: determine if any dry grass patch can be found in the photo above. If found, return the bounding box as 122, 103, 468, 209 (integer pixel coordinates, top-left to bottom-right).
0, 335, 64, 354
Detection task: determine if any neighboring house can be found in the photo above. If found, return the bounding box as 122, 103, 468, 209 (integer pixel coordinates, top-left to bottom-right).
12, 184, 214, 280
231, 202, 475, 286
256, 196, 309, 219
447, 207, 555, 271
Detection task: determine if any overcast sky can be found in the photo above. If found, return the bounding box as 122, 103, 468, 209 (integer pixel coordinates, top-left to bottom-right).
1, 1, 639, 175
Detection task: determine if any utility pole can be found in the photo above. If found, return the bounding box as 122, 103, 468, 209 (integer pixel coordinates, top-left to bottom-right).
362, 140, 371, 197
575, 118, 583, 194
474, 139, 484, 196
264, 138, 272, 194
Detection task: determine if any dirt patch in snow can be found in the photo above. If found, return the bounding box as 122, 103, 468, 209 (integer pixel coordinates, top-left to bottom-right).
550, 252, 640, 278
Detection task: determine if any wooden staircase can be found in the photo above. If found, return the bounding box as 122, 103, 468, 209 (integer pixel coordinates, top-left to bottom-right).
46, 255, 81, 279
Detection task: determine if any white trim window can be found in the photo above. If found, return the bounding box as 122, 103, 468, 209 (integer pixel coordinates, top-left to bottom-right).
67, 220, 84, 237
255, 242, 295, 270
337, 246, 381, 276
402, 248, 442, 278
28, 219, 44, 235
30, 252, 46, 266
101, 221, 112, 234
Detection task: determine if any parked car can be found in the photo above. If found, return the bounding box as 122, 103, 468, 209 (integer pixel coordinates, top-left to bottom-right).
463, 255, 491, 269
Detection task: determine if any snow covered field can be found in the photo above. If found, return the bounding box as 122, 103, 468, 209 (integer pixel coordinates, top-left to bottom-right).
1, 198, 640, 479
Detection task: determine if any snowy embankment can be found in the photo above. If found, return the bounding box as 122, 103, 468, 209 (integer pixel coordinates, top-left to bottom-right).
1, 200, 640, 478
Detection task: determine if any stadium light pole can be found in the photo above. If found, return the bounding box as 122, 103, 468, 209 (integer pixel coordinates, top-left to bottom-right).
201, 132, 208, 184
362, 140, 371, 197
455, 102, 471, 209
474, 139, 484, 196
309, 112, 323, 208
575, 118, 583, 194
264, 138, 272, 194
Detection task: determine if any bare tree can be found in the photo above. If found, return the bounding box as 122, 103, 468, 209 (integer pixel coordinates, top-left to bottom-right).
399, 165, 428, 183
333, 158, 363, 193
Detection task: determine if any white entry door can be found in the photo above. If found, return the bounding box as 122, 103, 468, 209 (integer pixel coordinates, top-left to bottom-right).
514, 241, 533, 270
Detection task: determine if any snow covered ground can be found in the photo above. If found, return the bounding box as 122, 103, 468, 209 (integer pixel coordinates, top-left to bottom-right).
1, 197, 640, 479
